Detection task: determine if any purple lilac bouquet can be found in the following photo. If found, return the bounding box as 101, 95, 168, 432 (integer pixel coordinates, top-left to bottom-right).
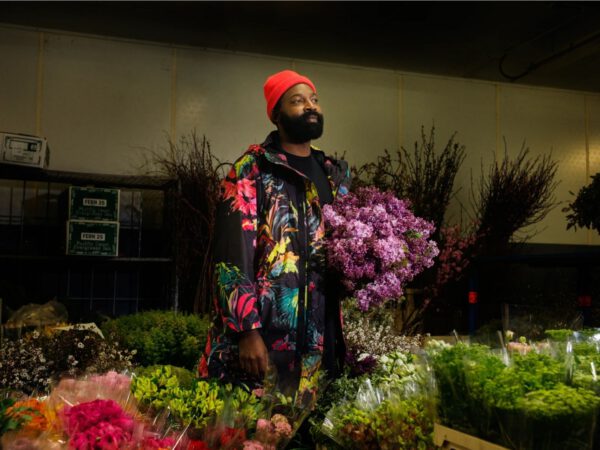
323, 187, 439, 311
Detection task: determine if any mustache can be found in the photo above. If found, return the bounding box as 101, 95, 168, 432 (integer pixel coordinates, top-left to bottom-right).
302, 111, 323, 121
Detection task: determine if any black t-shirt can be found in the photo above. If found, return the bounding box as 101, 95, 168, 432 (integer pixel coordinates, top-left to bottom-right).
284, 151, 334, 205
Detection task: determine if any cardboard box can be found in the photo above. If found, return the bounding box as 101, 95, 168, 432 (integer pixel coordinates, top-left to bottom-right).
0, 132, 49, 168
434, 423, 509, 450
66, 220, 119, 256
68, 186, 120, 221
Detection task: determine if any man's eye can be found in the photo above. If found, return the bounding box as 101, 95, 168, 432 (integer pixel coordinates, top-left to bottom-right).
311, 97, 319, 103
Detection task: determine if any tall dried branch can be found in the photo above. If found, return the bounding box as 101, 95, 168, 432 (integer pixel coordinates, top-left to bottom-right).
352, 126, 466, 238
151, 132, 229, 314
472, 140, 559, 252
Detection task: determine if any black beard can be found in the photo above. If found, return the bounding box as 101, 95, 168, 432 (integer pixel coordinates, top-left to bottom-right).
278, 110, 324, 144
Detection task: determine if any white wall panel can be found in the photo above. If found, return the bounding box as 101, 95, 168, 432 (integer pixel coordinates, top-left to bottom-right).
1, 23, 597, 245
586, 95, 600, 245
42, 34, 171, 174
294, 61, 398, 168
0, 27, 38, 134
499, 86, 587, 244
402, 75, 497, 228
176, 50, 288, 164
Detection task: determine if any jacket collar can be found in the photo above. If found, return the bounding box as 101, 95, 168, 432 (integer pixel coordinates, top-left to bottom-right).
256, 131, 349, 194
260, 131, 332, 173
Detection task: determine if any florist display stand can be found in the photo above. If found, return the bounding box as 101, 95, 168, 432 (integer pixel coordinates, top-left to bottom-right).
434, 423, 509, 450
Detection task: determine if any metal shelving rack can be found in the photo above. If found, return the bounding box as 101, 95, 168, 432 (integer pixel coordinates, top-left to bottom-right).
0, 164, 177, 321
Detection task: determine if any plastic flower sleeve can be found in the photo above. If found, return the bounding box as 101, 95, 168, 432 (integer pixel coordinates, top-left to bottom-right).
322, 376, 436, 450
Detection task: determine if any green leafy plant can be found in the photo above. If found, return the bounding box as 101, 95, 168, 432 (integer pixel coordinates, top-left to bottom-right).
563, 172, 600, 233
134, 364, 195, 388
131, 365, 262, 431
101, 310, 210, 370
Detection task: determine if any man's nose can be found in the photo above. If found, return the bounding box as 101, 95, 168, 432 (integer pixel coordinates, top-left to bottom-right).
304, 99, 317, 111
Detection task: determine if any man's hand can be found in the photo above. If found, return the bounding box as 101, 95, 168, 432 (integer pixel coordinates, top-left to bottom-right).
238, 330, 268, 378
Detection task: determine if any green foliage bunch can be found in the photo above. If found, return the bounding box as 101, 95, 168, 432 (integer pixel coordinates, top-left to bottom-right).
425, 341, 498, 434
544, 329, 600, 393
101, 310, 210, 370
564, 172, 600, 234
506, 385, 600, 450
131, 365, 262, 430
427, 338, 600, 449
476, 352, 564, 410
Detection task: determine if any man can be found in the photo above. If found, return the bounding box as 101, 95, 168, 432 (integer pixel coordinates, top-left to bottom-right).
199, 70, 351, 395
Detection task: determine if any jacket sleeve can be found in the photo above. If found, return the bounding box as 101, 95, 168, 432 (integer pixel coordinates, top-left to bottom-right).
213, 153, 261, 333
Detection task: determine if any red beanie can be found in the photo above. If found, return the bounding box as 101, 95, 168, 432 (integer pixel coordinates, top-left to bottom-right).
263, 70, 317, 120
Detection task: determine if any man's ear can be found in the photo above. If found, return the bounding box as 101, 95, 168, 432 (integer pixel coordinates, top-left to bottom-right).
271, 112, 279, 125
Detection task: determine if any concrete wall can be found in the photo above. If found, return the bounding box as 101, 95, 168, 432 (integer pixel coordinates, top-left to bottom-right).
1, 23, 599, 245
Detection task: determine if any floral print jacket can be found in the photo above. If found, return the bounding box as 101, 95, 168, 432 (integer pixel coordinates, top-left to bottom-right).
199, 132, 351, 391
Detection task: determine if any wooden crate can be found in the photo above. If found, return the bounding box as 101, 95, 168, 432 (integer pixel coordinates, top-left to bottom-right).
434, 423, 509, 450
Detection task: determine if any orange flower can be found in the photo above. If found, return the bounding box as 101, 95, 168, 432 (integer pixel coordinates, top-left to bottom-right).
7, 398, 48, 433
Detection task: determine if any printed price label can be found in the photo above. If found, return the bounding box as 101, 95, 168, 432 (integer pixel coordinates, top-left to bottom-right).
83, 198, 108, 207
81, 232, 106, 242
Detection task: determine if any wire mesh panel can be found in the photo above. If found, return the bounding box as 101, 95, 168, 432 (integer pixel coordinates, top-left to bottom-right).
0, 168, 175, 322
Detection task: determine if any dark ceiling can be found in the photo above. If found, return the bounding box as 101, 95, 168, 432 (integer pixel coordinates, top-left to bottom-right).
3, 1, 600, 92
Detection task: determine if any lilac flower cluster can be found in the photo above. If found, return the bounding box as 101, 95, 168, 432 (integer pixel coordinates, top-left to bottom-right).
323, 187, 439, 311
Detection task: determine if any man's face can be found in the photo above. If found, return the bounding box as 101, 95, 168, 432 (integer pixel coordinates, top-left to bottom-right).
276, 83, 324, 144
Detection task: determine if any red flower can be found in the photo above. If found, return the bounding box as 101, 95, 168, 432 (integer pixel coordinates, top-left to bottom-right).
187, 440, 210, 450
220, 427, 247, 447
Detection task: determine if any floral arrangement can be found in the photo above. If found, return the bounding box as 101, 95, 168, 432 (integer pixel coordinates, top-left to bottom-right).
321, 352, 436, 450
323, 186, 438, 311
0, 372, 178, 450
0, 328, 135, 394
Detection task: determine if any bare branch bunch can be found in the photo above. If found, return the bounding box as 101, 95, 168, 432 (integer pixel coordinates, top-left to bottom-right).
352, 126, 466, 236
472, 141, 559, 252
153, 132, 229, 313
